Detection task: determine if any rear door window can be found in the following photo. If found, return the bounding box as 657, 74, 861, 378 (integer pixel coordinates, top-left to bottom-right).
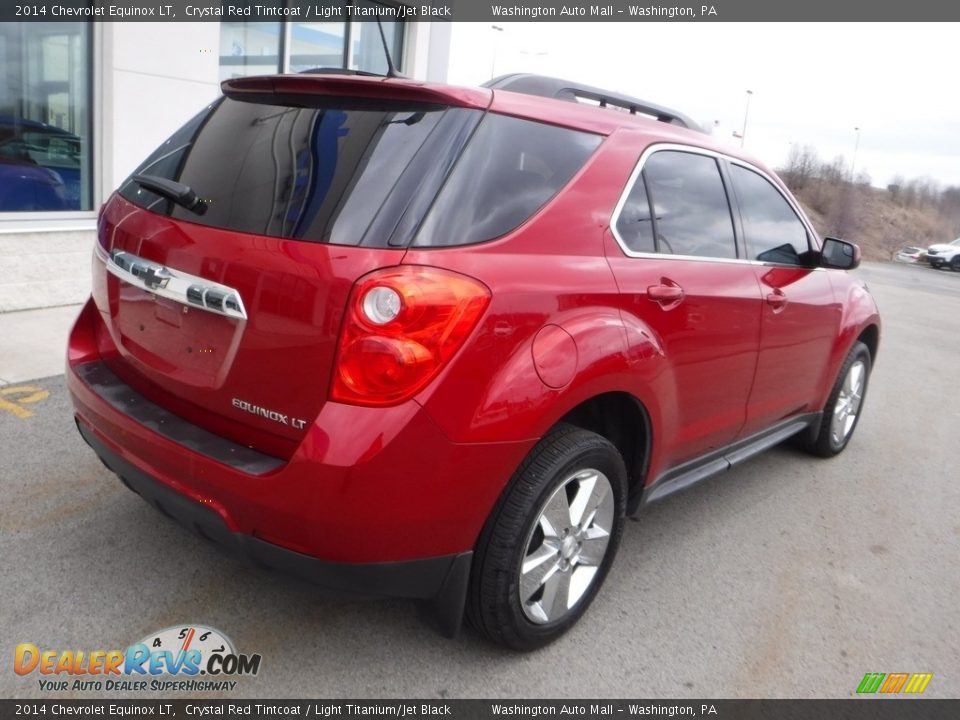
641, 150, 737, 259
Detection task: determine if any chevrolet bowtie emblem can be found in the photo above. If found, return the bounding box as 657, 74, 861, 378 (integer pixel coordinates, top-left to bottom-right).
133, 264, 171, 290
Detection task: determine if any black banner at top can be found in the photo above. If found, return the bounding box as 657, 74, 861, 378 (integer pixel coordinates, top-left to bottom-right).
3, 0, 960, 22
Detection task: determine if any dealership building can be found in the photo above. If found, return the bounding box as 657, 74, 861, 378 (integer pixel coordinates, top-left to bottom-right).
0, 16, 452, 312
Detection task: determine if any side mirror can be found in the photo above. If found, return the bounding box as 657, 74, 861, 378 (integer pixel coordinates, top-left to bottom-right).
820, 237, 861, 270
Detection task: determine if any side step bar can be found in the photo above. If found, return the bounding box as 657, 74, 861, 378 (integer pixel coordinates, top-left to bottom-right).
638, 412, 822, 509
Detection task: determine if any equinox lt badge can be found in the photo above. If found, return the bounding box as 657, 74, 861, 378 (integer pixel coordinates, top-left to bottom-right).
232, 398, 307, 429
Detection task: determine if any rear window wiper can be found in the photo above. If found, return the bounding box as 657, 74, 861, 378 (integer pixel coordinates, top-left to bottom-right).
132, 174, 206, 215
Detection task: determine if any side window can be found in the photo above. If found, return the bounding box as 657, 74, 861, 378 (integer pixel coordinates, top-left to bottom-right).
730, 164, 809, 265
615, 172, 656, 253
414, 113, 601, 247
642, 150, 737, 259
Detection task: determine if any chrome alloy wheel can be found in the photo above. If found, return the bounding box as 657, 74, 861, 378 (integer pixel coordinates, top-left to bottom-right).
518, 468, 615, 624
831, 359, 866, 444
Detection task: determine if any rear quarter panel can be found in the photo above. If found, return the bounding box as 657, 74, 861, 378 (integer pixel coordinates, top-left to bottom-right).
404, 129, 676, 481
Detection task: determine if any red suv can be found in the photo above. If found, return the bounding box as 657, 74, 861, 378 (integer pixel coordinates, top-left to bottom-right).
68, 73, 880, 650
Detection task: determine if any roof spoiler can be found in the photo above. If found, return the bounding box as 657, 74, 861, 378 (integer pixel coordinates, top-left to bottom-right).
221, 75, 491, 110
484, 74, 701, 132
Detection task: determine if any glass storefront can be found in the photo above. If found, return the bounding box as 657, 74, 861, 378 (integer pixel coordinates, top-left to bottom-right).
219, 22, 283, 81
0, 16, 405, 215
0, 22, 91, 212
221, 7, 404, 80
288, 22, 347, 73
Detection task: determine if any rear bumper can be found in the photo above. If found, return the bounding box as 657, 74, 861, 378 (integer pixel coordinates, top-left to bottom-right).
75, 417, 470, 634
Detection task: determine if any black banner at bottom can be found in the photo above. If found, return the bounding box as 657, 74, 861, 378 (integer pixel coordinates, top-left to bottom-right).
2, 700, 959, 720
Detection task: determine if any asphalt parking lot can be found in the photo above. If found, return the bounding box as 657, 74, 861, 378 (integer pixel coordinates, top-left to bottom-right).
1, 261, 958, 699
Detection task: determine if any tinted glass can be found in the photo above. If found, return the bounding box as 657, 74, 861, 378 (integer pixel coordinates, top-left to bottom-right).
119, 97, 479, 247
615, 172, 656, 253
0, 22, 91, 211
731, 164, 809, 265
643, 151, 736, 259
414, 114, 601, 247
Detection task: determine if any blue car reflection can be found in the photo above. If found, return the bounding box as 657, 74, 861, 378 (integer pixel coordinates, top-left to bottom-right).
0, 117, 82, 211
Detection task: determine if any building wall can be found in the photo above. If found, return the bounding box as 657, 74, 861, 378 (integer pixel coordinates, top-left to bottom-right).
0, 21, 451, 313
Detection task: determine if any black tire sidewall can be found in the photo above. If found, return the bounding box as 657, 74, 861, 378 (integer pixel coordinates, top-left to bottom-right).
469, 426, 627, 651
823, 342, 872, 455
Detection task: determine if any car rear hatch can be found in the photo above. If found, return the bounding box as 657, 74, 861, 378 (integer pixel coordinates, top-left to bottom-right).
92, 75, 490, 460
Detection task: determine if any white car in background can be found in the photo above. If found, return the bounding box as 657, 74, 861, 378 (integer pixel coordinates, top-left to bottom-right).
895, 246, 926, 264
926, 238, 960, 270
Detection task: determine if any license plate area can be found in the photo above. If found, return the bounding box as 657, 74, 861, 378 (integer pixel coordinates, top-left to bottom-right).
113, 283, 245, 388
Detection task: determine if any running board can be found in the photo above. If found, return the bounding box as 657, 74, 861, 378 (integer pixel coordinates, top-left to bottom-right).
637, 412, 822, 509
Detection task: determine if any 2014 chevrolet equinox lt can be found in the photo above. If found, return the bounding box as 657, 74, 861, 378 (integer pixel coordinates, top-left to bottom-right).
68, 73, 880, 650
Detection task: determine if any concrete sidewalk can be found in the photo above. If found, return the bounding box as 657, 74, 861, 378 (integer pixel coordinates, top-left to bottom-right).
0, 304, 82, 385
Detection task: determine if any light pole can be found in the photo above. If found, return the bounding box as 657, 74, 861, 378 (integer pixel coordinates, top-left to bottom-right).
740, 89, 753, 148
490, 25, 504, 79
850, 126, 861, 182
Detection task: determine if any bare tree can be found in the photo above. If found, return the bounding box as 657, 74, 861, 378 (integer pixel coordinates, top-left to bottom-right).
781, 144, 819, 191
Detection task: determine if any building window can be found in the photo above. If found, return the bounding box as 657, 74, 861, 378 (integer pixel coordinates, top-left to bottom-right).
345, 2, 402, 75
0, 22, 91, 212
219, 22, 283, 81
220, 8, 404, 80
288, 23, 347, 72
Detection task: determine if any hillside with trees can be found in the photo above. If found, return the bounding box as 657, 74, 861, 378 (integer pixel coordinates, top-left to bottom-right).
778, 146, 960, 261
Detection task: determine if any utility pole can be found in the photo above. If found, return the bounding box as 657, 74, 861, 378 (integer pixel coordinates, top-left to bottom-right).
740, 90, 753, 148
850, 126, 862, 182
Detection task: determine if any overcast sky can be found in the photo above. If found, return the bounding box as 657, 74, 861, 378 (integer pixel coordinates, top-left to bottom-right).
446, 23, 960, 189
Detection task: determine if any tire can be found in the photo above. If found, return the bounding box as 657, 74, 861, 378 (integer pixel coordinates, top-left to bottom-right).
804, 341, 872, 458
466, 423, 627, 651
950, 256, 960, 272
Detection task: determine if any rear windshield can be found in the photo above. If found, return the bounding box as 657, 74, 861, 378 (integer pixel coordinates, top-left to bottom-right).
119, 95, 601, 248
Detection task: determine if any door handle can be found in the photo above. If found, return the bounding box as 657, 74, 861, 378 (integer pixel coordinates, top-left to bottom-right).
765, 288, 788, 310
647, 281, 684, 308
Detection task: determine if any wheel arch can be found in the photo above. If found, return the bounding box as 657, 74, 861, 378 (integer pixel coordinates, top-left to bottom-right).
857, 323, 880, 364
556, 391, 652, 516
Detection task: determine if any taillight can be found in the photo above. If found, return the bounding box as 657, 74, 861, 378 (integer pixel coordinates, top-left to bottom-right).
331, 266, 491, 407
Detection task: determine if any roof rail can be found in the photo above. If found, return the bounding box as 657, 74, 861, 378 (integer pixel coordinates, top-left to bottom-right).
297, 67, 384, 77
483, 74, 701, 132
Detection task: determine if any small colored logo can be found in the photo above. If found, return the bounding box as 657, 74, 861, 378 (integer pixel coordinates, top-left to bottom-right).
14, 625, 261, 693
856, 672, 933, 694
